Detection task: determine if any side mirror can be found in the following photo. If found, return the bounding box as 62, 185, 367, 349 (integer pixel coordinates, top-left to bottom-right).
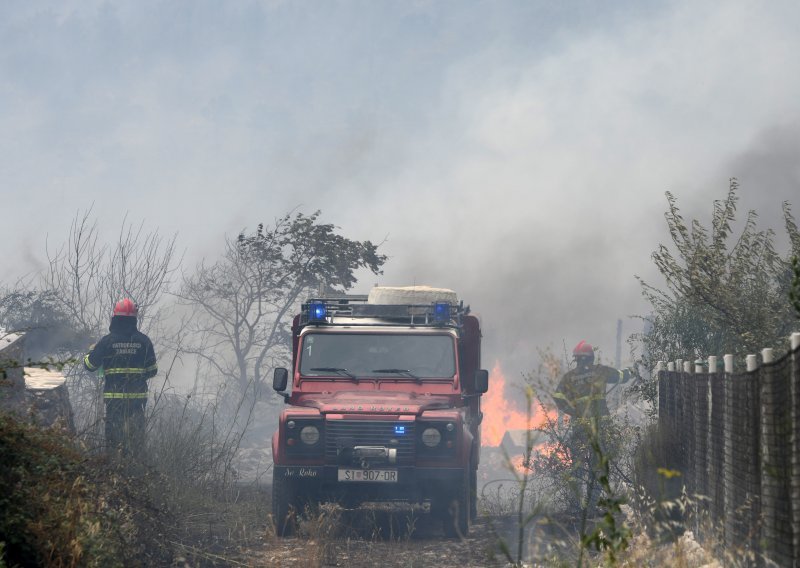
273, 367, 289, 392
474, 369, 489, 394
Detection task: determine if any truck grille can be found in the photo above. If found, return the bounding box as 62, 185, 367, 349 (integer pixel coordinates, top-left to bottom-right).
325, 420, 416, 465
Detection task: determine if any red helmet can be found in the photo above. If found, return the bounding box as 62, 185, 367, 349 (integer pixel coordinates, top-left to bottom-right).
573, 340, 594, 362
113, 298, 138, 317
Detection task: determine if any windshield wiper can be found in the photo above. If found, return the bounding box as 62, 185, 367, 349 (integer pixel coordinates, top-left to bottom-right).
308, 367, 358, 380
371, 368, 421, 382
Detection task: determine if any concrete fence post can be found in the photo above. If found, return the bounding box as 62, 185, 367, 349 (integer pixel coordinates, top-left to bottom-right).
677, 359, 693, 493
707, 355, 724, 538
693, 356, 710, 527
723, 353, 735, 550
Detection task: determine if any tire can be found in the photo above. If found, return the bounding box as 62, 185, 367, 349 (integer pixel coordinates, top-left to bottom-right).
272, 471, 297, 537
441, 473, 470, 538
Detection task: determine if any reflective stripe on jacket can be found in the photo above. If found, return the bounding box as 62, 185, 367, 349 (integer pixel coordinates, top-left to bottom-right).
84, 316, 157, 397
84, 353, 96, 371
103, 392, 149, 399
104, 365, 158, 376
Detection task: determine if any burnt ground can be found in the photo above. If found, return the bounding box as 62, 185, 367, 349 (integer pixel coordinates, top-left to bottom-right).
243, 508, 573, 568
217, 454, 579, 568
219, 449, 720, 567
248, 512, 500, 567
232, 494, 579, 568
211, 472, 719, 568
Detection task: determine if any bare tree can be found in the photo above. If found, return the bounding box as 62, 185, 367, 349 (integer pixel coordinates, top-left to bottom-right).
178, 210, 386, 396
43, 207, 179, 339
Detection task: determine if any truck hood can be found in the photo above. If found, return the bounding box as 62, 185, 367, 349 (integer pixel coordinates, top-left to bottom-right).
296, 391, 454, 415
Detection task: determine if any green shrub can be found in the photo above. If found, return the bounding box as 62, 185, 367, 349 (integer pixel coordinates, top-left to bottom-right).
0, 412, 172, 567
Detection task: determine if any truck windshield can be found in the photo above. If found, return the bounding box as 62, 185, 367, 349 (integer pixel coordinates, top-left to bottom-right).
299, 333, 456, 379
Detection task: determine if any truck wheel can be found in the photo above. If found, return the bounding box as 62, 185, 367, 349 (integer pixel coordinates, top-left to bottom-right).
272, 471, 297, 537
442, 474, 471, 538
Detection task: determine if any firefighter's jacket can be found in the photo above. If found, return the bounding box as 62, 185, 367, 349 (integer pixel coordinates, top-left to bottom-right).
84, 316, 157, 400
553, 364, 631, 418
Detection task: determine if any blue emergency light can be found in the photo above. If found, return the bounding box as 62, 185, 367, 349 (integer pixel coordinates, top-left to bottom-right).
394, 425, 406, 435
433, 302, 450, 323
308, 301, 327, 322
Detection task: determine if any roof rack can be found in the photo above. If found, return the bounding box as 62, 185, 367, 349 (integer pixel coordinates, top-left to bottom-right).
299, 296, 469, 329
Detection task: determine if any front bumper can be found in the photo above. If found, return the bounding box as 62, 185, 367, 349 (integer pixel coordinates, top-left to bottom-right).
274, 464, 464, 501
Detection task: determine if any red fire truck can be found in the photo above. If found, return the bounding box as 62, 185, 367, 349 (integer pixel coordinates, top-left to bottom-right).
271, 287, 488, 537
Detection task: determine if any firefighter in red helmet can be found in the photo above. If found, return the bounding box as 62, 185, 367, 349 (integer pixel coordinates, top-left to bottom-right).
554, 340, 632, 418
554, 340, 633, 515
84, 299, 157, 455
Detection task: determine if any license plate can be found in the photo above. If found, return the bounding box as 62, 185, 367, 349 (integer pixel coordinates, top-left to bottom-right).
338, 468, 398, 483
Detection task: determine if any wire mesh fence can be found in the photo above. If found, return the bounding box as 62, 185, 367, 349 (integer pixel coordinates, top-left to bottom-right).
658, 340, 800, 566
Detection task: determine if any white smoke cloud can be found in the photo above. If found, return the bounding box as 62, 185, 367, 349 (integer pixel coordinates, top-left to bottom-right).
1, 0, 799, 380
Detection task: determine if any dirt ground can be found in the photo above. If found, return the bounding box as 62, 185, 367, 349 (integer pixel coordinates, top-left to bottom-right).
229, 487, 583, 568
221, 459, 575, 568
245, 510, 529, 568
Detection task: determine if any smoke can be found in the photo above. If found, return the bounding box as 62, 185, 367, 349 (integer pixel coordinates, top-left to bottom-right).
718, 123, 800, 252
2, 1, 800, 381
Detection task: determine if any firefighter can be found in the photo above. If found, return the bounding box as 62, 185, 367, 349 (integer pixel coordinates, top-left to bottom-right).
84, 299, 157, 455
553, 340, 632, 419
553, 341, 632, 514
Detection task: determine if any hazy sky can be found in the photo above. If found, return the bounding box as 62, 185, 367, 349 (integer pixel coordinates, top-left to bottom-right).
2, 1, 799, 380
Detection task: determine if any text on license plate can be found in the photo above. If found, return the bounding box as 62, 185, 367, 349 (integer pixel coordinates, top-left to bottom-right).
338, 468, 398, 482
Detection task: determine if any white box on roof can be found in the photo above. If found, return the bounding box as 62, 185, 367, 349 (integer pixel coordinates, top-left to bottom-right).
368, 286, 458, 305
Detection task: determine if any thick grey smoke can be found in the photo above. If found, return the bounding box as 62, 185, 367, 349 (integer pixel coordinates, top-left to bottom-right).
721, 123, 800, 249
2, 1, 799, 383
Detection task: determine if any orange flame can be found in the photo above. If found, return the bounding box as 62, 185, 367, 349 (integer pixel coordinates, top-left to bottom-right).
510, 454, 531, 474
481, 361, 557, 447
509, 443, 569, 475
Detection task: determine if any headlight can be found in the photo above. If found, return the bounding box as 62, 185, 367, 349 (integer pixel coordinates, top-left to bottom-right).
422, 427, 442, 447
300, 425, 320, 445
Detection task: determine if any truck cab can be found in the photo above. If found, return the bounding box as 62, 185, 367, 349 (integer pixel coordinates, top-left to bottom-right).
271, 288, 488, 537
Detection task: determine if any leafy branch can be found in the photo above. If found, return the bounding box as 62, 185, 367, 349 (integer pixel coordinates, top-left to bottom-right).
634, 180, 799, 408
